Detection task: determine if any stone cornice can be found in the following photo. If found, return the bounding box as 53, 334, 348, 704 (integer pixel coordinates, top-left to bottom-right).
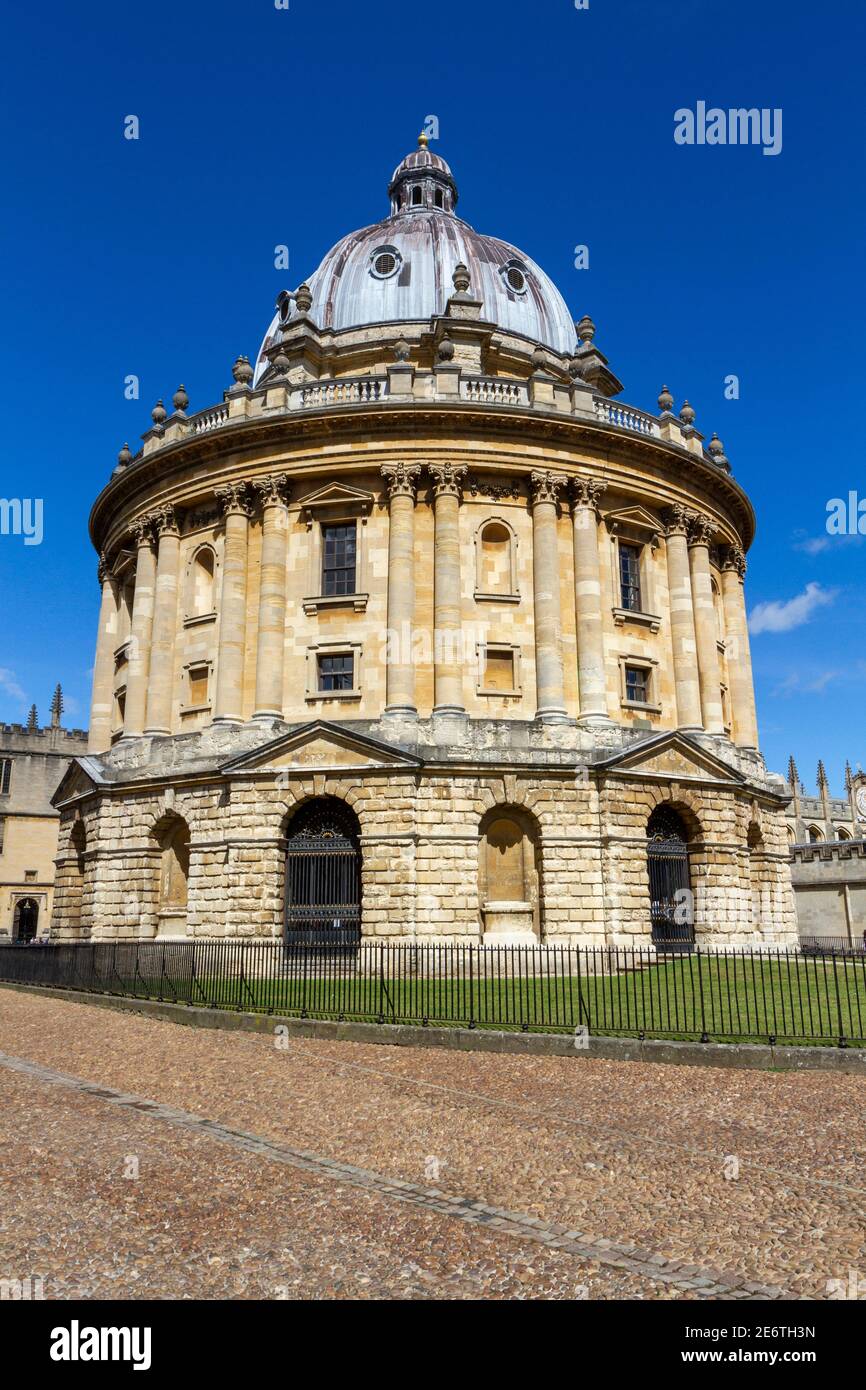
91, 404, 756, 557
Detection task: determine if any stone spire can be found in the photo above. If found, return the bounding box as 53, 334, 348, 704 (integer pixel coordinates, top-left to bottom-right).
787, 755, 799, 790
50, 683, 64, 729
816, 760, 828, 790
26, 704, 38, 730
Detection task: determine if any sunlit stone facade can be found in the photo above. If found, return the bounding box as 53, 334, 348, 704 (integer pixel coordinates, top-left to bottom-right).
52, 137, 796, 947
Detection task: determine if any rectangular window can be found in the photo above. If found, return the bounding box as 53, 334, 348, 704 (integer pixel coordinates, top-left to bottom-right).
188, 665, 210, 707
619, 543, 642, 612
317, 652, 354, 692
624, 665, 650, 705
0, 759, 11, 795
322, 523, 357, 596
483, 647, 517, 693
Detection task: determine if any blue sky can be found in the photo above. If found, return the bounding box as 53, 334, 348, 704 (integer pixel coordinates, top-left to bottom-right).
0, 0, 863, 795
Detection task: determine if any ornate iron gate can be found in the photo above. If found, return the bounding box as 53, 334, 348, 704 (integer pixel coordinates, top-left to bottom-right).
647, 807, 694, 950
284, 800, 361, 946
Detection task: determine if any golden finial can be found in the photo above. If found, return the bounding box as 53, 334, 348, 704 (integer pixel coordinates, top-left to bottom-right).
417, 130, 429, 148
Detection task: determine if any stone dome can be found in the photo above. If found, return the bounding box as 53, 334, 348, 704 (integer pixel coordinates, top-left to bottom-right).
254, 136, 578, 381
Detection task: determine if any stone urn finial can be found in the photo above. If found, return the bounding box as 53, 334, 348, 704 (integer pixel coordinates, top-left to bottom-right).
117, 442, 132, 469
452, 261, 471, 294
232, 354, 253, 387
531, 345, 547, 374
273, 347, 290, 376
576, 314, 595, 345
658, 384, 674, 413
437, 335, 455, 363
679, 399, 696, 427
151, 399, 167, 429
568, 355, 585, 380
708, 432, 729, 468
393, 337, 411, 362
295, 282, 313, 314
172, 384, 189, 415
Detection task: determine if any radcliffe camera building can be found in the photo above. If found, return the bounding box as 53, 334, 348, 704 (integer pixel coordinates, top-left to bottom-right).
51, 137, 798, 948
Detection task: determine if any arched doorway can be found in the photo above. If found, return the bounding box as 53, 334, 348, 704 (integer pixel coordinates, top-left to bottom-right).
647, 805, 694, 948
284, 798, 361, 945
13, 897, 39, 942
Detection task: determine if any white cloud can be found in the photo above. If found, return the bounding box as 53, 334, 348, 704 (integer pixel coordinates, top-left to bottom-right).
0, 668, 27, 704
749, 582, 837, 635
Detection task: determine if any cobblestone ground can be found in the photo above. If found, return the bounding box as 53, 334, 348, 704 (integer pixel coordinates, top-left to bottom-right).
0, 990, 863, 1301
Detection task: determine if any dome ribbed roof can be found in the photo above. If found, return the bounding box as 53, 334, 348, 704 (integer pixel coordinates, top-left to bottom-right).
254, 139, 578, 380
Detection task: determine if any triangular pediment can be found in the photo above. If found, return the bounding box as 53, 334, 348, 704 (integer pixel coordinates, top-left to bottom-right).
596, 732, 745, 786
51, 757, 105, 808
222, 721, 422, 775
297, 481, 374, 516
604, 505, 662, 540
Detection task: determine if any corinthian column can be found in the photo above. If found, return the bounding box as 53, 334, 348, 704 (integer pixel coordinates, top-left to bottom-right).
688, 512, 725, 734
213, 481, 252, 724
252, 474, 290, 720
381, 462, 421, 717
662, 504, 702, 730
88, 554, 120, 753
721, 545, 759, 749
144, 505, 182, 736
570, 477, 611, 724
122, 516, 157, 737
530, 470, 568, 723
429, 463, 467, 716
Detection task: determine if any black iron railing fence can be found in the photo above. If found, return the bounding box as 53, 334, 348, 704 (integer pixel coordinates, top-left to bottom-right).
1, 938, 865, 1046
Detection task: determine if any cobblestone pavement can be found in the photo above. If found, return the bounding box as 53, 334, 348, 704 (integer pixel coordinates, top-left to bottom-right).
1, 991, 863, 1300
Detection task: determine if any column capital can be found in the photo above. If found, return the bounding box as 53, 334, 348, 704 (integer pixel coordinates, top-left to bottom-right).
662, 502, 691, 537
97, 551, 116, 586
381, 462, 422, 501
570, 476, 606, 512
530, 470, 567, 507
720, 543, 747, 578
687, 511, 715, 549
150, 503, 181, 537
215, 480, 254, 518
128, 514, 155, 548
429, 462, 467, 500
253, 473, 290, 507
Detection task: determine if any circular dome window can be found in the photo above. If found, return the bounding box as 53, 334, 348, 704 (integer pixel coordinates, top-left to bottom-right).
501, 261, 528, 295
370, 246, 402, 279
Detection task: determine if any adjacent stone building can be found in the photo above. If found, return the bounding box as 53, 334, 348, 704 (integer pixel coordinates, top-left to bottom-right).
786, 758, 866, 945
51, 136, 797, 948
0, 689, 88, 940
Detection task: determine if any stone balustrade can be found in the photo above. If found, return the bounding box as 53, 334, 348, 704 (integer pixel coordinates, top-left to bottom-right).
123, 371, 728, 475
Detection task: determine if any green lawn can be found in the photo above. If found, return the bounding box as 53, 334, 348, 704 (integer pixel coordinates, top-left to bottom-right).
71, 954, 866, 1046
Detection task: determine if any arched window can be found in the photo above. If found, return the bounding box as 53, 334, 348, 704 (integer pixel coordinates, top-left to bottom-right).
836, 827, 851, 841
412, 185, 423, 206
478, 807, 541, 941
475, 519, 517, 599
186, 546, 216, 620
808, 825, 824, 844
434, 188, 444, 209
647, 805, 693, 948
711, 576, 725, 644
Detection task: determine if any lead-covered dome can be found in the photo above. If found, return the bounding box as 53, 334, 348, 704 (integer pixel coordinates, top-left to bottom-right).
254, 136, 578, 382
